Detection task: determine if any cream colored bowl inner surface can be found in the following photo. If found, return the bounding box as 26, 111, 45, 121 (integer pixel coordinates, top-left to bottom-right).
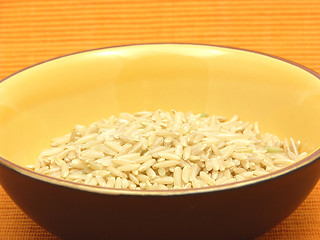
0, 44, 320, 167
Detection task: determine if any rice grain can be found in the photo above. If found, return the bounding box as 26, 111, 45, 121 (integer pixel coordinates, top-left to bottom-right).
30, 110, 307, 190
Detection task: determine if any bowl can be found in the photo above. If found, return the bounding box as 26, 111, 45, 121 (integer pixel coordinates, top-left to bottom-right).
0, 44, 319, 240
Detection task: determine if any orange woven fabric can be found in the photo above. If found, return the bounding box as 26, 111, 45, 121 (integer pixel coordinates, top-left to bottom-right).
0, 1, 319, 239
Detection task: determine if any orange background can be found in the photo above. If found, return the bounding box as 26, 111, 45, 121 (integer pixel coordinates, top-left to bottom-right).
0, 1, 319, 239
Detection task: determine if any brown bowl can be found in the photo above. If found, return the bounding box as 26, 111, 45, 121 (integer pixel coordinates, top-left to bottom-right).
0, 44, 320, 239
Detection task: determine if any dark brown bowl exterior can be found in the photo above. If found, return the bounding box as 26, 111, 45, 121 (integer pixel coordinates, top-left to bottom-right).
0, 156, 319, 240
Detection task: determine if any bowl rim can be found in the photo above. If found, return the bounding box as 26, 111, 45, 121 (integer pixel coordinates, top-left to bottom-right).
0, 43, 320, 196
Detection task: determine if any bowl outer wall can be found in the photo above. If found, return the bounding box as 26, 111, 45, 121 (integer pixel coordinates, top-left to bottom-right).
0, 155, 319, 240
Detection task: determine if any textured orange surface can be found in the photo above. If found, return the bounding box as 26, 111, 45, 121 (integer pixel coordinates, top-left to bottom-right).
0, 1, 319, 239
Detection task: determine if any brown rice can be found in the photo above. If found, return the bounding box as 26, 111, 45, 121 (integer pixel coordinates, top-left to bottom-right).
27, 110, 307, 190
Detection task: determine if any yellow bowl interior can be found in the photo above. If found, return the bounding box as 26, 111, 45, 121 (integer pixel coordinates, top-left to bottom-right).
0, 44, 320, 167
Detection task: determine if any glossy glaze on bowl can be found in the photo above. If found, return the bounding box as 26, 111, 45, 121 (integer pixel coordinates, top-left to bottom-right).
0, 44, 319, 239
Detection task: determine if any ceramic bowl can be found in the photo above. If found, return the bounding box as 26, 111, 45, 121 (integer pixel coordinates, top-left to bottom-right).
0, 44, 319, 240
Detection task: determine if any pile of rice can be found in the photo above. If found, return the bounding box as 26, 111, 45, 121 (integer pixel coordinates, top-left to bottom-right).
28, 110, 307, 190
